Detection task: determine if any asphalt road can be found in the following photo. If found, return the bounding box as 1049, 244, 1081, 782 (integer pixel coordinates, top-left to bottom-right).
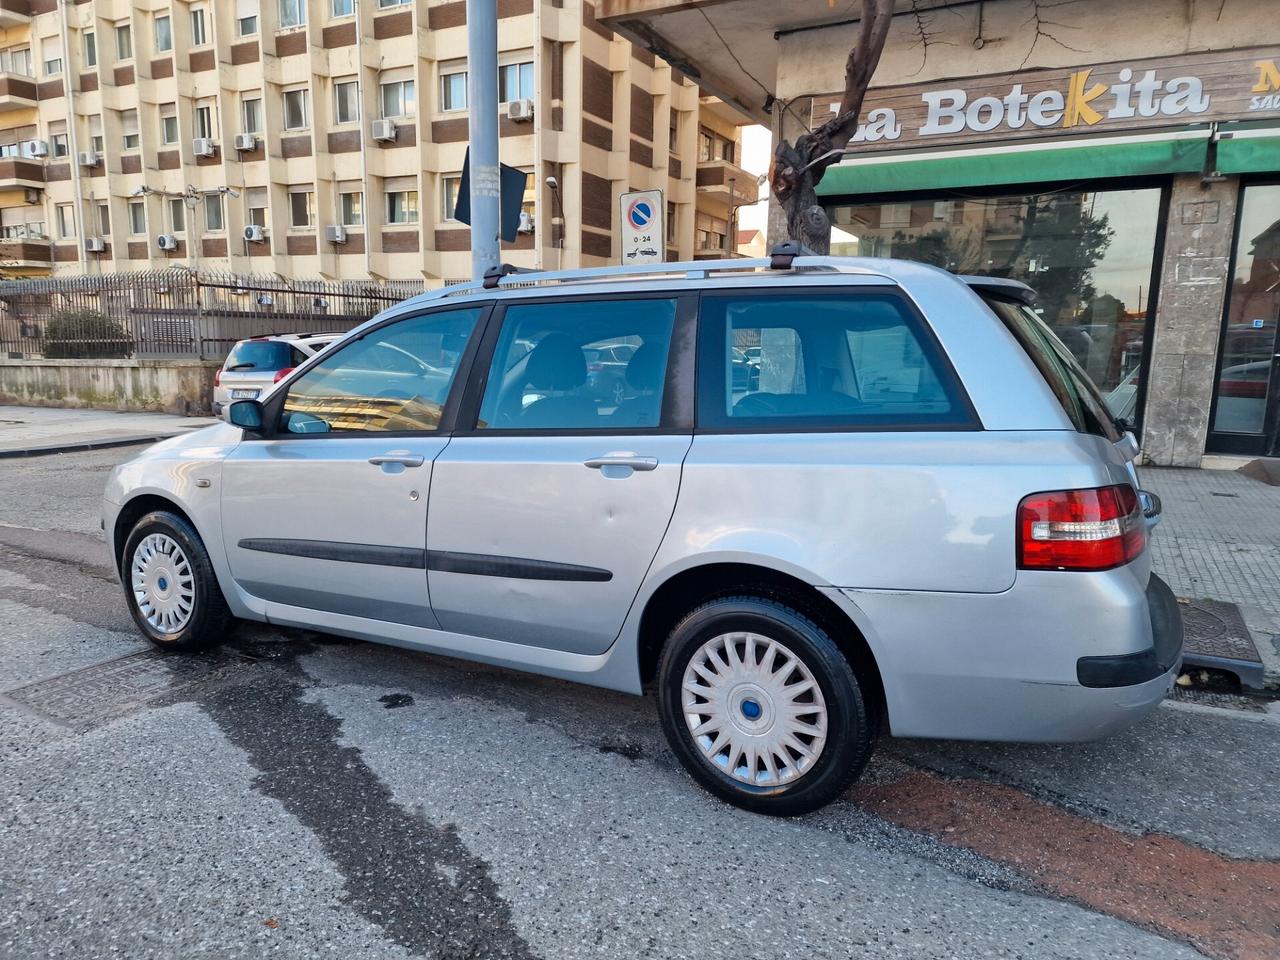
2, 446, 1278, 960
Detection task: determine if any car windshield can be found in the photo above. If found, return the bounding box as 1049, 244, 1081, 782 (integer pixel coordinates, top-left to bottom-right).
223, 340, 293, 371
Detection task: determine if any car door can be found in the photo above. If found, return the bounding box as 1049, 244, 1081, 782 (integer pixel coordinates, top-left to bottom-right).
220, 304, 488, 628
425, 292, 695, 655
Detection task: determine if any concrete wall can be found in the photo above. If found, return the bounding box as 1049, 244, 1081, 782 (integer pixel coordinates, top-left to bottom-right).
776, 0, 1271, 98
0, 359, 221, 416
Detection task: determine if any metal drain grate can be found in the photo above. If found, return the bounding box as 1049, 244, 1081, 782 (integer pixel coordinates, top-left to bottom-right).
1180, 598, 1265, 689
1, 649, 247, 732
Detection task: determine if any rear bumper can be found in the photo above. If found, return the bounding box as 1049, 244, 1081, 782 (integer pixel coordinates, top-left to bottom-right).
827, 568, 1183, 743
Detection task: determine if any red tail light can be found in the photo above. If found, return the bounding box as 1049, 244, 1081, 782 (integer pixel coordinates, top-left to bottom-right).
213, 368, 221, 387
1017, 485, 1146, 571
273, 366, 295, 383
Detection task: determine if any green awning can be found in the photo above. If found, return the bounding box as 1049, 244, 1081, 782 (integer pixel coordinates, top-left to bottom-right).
816, 137, 1209, 198
1216, 133, 1280, 175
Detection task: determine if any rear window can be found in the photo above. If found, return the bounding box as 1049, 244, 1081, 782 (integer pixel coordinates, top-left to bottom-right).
982, 295, 1120, 440
223, 339, 293, 371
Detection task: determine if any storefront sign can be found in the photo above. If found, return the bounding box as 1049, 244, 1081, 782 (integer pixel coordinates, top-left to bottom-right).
812, 47, 1280, 152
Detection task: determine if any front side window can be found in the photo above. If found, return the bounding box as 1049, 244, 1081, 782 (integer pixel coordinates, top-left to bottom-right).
154, 16, 172, 53
441, 71, 466, 111
386, 190, 418, 224
279, 0, 306, 28
697, 291, 971, 430
283, 89, 308, 130
380, 79, 415, 119
477, 298, 677, 430
334, 80, 359, 124
281, 308, 483, 434
498, 61, 533, 103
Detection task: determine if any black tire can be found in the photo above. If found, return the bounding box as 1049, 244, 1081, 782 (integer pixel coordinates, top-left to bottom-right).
657, 596, 875, 816
121, 510, 230, 652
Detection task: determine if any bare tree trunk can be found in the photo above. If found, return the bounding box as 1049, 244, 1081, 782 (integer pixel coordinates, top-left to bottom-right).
768, 0, 894, 254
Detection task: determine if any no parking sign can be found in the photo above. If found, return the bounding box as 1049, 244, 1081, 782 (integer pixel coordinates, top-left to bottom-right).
619, 189, 664, 265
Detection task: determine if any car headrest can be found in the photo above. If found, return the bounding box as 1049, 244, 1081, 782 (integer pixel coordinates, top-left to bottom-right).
525, 332, 587, 391
625, 341, 666, 391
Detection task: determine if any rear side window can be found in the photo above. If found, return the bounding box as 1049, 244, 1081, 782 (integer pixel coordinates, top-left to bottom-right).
224, 339, 292, 371
983, 295, 1120, 440
696, 290, 974, 430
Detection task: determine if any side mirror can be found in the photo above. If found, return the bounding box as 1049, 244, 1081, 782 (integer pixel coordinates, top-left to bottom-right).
227, 399, 265, 433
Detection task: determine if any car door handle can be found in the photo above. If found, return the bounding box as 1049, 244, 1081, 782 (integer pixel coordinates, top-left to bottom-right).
368, 453, 425, 467
584, 455, 659, 471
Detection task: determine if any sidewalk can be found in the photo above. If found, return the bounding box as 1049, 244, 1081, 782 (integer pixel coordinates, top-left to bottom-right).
0, 406, 217, 457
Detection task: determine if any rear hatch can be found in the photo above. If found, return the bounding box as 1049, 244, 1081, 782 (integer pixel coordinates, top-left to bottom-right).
219, 340, 298, 400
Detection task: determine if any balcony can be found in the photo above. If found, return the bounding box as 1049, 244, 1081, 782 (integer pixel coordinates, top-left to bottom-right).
0, 0, 31, 29
0, 156, 43, 189
0, 72, 38, 113
695, 158, 759, 208
0, 233, 51, 273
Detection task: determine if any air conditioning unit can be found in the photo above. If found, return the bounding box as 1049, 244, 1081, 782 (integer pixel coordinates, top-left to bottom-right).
371, 118, 397, 142
324, 224, 347, 244
192, 138, 217, 157
507, 99, 534, 122
26, 140, 48, 158
243, 223, 266, 243
156, 233, 179, 251
234, 132, 258, 152
84, 237, 106, 253
517, 210, 534, 234
78, 150, 101, 168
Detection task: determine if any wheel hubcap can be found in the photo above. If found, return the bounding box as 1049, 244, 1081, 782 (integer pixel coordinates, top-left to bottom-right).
131, 533, 196, 633
681, 631, 828, 787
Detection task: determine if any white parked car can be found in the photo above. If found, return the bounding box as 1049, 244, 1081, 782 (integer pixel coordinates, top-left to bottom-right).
212, 333, 341, 417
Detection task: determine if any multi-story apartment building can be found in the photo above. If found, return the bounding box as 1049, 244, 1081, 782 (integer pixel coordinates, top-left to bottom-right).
0, 0, 751, 282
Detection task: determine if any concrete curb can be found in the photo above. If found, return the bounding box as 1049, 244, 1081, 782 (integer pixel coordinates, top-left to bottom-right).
0, 433, 191, 459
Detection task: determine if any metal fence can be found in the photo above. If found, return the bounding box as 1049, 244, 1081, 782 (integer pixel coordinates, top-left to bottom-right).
0, 270, 425, 360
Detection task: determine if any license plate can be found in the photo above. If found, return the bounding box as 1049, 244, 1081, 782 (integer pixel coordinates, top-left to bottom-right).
231, 389, 260, 399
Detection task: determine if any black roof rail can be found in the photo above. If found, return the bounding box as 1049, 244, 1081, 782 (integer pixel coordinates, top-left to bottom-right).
482, 263, 537, 289
769, 240, 818, 270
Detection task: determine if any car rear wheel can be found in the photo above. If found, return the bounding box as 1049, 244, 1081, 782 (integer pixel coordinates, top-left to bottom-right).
122, 510, 229, 652
657, 596, 875, 815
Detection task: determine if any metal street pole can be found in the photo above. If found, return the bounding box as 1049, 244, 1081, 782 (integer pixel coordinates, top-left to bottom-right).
466, 0, 501, 280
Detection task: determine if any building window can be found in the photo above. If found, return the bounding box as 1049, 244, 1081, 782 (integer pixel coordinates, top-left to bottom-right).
380, 79, 415, 119
289, 190, 315, 228
279, 0, 306, 28
191, 9, 208, 47
206, 194, 224, 232
169, 198, 185, 234
115, 23, 132, 61
238, 14, 258, 36
160, 104, 178, 144
283, 89, 308, 130
51, 133, 69, 158
128, 200, 146, 235
441, 176, 459, 221
154, 16, 172, 54
669, 113, 679, 153
247, 187, 268, 229
84, 32, 97, 68
96, 203, 110, 236
334, 80, 359, 124
121, 109, 139, 150
441, 71, 466, 111
666, 202, 676, 244
378, 0, 411, 7
55, 204, 75, 239
698, 131, 712, 162
241, 96, 262, 134
42, 41, 62, 77
386, 190, 418, 225
498, 61, 533, 103
331, 0, 355, 14
88, 115, 104, 156
0, 46, 32, 76
340, 191, 363, 226
195, 104, 215, 140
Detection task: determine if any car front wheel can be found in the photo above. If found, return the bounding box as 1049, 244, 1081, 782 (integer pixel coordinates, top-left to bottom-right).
657, 595, 875, 816
122, 510, 229, 652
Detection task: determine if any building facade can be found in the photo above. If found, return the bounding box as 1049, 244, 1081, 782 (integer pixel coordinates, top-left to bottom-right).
0, 0, 749, 284
603, 0, 1280, 467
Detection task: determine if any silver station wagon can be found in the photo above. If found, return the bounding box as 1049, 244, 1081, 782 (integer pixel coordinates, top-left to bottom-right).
104, 248, 1183, 815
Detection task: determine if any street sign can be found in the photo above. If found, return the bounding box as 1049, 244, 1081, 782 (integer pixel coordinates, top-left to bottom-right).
454, 148, 530, 243
619, 190, 663, 265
